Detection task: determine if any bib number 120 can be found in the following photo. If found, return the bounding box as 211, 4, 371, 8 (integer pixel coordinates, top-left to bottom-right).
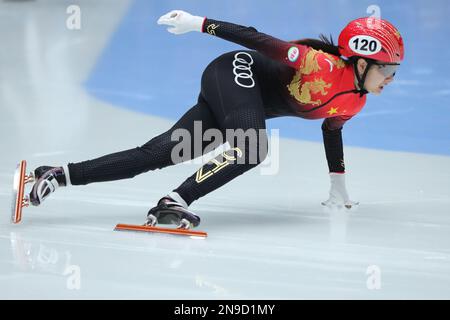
349, 35, 381, 55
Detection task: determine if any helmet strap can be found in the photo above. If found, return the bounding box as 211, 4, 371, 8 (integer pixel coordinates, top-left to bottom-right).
353, 58, 373, 97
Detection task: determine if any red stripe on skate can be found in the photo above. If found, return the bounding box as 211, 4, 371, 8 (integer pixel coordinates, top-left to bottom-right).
114, 223, 207, 238
13, 160, 26, 224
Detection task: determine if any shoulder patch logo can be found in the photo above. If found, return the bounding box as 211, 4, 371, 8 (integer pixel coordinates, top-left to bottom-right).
287, 46, 300, 62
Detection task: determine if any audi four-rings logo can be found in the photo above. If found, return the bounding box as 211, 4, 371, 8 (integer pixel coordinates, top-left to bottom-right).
232, 52, 255, 88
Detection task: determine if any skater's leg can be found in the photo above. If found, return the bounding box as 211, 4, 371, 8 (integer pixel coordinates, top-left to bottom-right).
29, 96, 224, 205
67, 95, 223, 185
146, 113, 267, 228
172, 108, 268, 206
169, 50, 269, 207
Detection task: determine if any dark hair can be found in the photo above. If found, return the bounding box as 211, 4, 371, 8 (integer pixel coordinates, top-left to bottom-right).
291, 34, 369, 67
290, 34, 342, 59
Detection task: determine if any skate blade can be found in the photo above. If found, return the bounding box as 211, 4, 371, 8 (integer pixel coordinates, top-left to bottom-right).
11, 160, 27, 224
114, 223, 207, 238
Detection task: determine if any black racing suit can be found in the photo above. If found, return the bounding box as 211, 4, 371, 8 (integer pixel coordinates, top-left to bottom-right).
68, 19, 349, 206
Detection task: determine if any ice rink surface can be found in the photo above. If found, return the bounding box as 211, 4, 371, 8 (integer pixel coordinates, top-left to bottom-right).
0, 0, 449, 299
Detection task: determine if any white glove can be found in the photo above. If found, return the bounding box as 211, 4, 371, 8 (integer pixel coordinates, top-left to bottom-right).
321, 173, 359, 209
157, 10, 205, 35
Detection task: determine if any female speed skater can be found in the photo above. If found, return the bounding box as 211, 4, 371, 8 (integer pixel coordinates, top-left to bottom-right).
27, 10, 404, 229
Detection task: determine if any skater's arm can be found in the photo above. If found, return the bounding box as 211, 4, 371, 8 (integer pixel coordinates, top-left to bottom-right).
201, 18, 307, 68
321, 116, 352, 173
157, 10, 307, 68
321, 116, 359, 209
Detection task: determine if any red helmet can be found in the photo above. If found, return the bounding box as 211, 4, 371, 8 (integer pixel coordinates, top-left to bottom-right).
338, 17, 404, 64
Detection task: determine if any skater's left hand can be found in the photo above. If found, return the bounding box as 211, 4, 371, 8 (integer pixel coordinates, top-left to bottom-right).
157, 10, 205, 35
321, 172, 359, 209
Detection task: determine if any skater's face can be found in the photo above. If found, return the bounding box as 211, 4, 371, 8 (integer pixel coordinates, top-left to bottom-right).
356, 59, 397, 95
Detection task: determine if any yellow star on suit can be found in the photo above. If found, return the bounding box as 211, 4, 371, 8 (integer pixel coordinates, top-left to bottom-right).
327, 107, 339, 116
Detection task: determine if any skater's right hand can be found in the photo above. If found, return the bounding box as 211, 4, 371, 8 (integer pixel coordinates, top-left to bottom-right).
321, 173, 359, 209
157, 10, 205, 35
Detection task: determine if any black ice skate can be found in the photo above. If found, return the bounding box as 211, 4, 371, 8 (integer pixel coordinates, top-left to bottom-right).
29, 166, 67, 206
115, 196, 207, 238
146, 196, 201, 229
